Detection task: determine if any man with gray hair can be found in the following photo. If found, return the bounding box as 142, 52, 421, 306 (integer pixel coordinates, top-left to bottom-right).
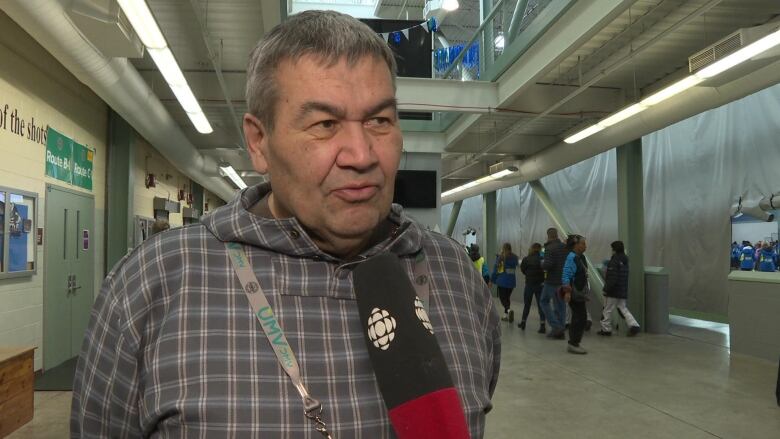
73, 10, 500, 438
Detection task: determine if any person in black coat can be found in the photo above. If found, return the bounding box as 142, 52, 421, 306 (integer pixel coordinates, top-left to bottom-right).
598, 241, 641, 336
540, 228, 569, 338
518, 243, 546, 333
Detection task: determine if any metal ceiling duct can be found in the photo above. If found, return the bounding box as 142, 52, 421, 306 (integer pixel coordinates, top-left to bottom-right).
0, 0, 237, 201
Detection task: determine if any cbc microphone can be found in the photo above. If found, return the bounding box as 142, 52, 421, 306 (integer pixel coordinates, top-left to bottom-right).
353, 253, 470, 439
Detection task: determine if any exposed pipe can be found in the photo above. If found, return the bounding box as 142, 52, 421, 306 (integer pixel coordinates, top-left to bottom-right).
0, 0, 236, 201
443, 0, 724, 179
188, 0, 246, 149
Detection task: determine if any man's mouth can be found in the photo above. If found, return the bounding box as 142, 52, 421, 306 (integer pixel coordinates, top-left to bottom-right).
332, 184, 380, 202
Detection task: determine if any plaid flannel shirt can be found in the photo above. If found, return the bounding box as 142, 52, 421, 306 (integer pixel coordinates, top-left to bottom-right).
72, 183, 501, 438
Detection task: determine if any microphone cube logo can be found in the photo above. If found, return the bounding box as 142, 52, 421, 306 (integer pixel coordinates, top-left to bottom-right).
367, 308, 397, 350
414, 297, 434, 334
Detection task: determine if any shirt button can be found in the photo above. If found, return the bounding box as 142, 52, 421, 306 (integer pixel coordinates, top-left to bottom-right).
290, 229, 300, 239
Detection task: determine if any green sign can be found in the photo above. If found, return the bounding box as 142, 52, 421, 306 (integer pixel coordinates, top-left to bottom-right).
45, 127, 72, 183
45, 127, 94, 191
72, 142, 93, 190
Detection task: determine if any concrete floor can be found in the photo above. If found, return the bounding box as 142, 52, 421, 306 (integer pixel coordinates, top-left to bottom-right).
9, 313, 779, 438
8, 391, 70, 438
485, 310, 780, 439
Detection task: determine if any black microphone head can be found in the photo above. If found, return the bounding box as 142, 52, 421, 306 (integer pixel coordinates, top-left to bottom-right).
353, 253, 453, 409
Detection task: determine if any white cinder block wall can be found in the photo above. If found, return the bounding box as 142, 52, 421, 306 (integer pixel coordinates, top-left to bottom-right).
0, 12, 107, 370
132, 138, 196, 228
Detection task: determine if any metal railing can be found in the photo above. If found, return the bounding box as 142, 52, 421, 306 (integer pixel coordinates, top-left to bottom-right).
433, 0, 552, 81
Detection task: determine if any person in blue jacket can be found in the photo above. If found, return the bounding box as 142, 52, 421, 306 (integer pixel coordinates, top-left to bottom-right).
492, 242, 519, 323
758, 243, 778, 272
560, 234, 590, 355
739, 242, 755, 271
730, 242, 741, 269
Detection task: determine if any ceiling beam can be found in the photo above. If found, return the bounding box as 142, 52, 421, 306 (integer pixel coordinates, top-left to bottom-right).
443, 0, 634, 147
401, 131, 448, 153
442, 56, 780, 204
396, 77, 498, 112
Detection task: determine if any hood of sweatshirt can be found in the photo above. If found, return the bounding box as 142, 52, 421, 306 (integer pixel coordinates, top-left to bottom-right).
201, 182, 425, 263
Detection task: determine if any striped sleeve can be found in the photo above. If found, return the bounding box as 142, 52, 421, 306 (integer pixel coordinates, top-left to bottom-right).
71, 263, 142, 438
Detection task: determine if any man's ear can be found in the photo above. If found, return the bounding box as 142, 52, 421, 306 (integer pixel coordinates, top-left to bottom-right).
243, 113, 270, 174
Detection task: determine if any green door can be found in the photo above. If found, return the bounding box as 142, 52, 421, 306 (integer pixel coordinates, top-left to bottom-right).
43, 185, 95, 370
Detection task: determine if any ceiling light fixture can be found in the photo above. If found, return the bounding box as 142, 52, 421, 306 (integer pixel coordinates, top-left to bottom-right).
640, 76, 704, 106
117, 0, 212, 134
563, 25, 780, 145
563, 124, 605, 144
116, 0, 166, 49
442, 0, 460, 11
441, 166, 517, 198
598, 103, 647, 127
219, 164, 247, 190
146, 47, 187, 86
696, 28, 780, 78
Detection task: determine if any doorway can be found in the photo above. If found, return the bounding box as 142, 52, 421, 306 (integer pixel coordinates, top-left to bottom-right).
43, 184, 95, 370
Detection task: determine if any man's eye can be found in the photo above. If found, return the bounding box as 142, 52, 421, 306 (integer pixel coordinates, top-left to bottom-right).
315, 120, 338, 130
365, 117, 391, 127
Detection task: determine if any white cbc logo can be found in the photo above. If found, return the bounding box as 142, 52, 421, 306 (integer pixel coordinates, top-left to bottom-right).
414, 297, 434, 334
367, 308, 397, 350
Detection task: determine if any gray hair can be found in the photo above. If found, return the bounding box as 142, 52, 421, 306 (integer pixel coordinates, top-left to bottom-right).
245, 10, 398, 131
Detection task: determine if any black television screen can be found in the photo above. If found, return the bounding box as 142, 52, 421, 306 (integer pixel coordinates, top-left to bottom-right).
394, 170, 437, 208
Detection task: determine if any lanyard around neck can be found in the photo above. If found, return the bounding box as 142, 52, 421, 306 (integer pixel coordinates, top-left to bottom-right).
225, 241, 432, 438
226, 242, 332, 438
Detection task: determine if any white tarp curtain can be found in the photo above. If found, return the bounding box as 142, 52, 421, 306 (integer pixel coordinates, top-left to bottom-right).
442, 82, 780, 316
493, 152, 618, 269
441, 152, 618, 282
441, 195, 484, 249
643, 82, 780, 316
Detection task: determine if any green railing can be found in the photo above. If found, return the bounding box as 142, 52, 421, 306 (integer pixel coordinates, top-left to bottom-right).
435, 0, 554, 81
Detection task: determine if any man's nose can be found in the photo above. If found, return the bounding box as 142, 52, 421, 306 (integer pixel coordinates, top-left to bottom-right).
335, 121, 378, 170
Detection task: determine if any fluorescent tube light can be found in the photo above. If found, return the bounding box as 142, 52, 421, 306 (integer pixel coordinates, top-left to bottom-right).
598, 104, 647, 127
117, 0, 167, 49
117, 2, 212, 135
169, 84, 201, 114
147, 47, 187, 86
696, 29, 780, 78
187, 111, 213, 134
490, 169, 514, 179
564, 124, 604, 144
440, 167, 517, 198
560, 27, 780, 145
219, 164, 247, 189
640, 76, 703, 106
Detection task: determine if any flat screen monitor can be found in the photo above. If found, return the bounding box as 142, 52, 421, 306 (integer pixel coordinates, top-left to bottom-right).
394, 170, 437, 208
